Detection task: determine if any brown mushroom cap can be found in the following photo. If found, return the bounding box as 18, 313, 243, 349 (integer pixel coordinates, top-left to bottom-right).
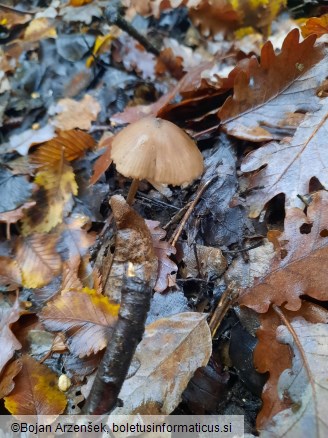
111, 117, 204, 185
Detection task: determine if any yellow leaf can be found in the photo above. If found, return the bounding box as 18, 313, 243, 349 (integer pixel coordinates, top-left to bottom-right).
69, 0, 93, 6
21, 160, 77, 234
16, 234, 61, 288
4, 355, 66, 416
24, 17, 57, 42
86, 33, 115, 67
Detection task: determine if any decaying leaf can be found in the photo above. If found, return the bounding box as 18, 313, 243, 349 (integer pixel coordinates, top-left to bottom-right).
255, 303, 328, 429
99, 195, 157, 302
0, 359, 22, 399
239, 191, 328, 312
241, 100, 328, 216
50, 95, 100, 130
40, 288, 119, 357
8, 125, 55, 156
23, 17, 57, 42
16, 234, 62, 288
219, 29, 327, 141
111, 312, 212, 415
4, 355, 67, 416
145, 220, 177, 292
180, 241, 226, 279
261, 318, 328, 437
0, 299, 22, 375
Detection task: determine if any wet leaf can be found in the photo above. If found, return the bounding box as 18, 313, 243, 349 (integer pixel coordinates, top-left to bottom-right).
239, 191, 328, 312
4, 355, 67, 416
242, 100, 328, 216
0, 299, 22, 374
0, 201, 36, 239
219, 29, 327, 141
145, 220, 177, 292
40, 288, 119, 357
8, 125, 55, 156
112, 312, 212, 415
16, 234, 61, 288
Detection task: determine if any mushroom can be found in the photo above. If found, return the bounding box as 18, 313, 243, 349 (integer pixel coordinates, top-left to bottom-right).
111, 117, 204, 204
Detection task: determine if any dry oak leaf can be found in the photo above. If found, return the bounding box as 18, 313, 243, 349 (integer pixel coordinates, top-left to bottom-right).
40, 288, 119, 357
112, 312, 212, 415
301, 14, 328, 38
261, 318, 328, 438
50, 95, 100, 131
254, 303, 328, 430
219, 29, 327, 141
241, 99, 328, 217
239, 190, 328, 313
0, 359, 22, 399
0, 299, 22, 375
15, 234, 61, 288
21, 160, 78, 234
145, 220, 177, 293
4, 355, 67, 416
0, 257, 22, 290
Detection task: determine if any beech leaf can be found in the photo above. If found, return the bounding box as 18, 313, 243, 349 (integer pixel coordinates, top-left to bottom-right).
4, 355, 67, 416
0, 299, 22, 375
40, 288, 119, 357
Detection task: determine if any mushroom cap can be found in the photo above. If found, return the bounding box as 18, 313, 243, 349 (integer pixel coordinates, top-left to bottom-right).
111, 117, 204, 185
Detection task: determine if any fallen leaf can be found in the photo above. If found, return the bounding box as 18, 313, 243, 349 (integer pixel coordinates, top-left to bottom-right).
261, 318, 328, 437
21, 160, 78, 234
241, 100, 328, 216
16, 234, 62, 288
145, 220, 177, 292
301, 14, 328, 38
40, 288, 119, 357
0, 299, 22, 375
50, 95, 100, 130
4, 355, 67, 416
0, 201, 36, 239
111, 312, 212, 415
89, 136, 113, 185
239, 191, 328, 312
219, 29, 327, 141
60, 2, 102, 24
0, 168, 33, 213
24, 17, 57, 42
69, 0, 94, 5
255, 303, 328, 429
0, 359, 22, 399
180, 241, 226, 279
31, 130, 95, 165
0, 257, 22, 290
57, 214, 96, 270
8, 125, 55, 156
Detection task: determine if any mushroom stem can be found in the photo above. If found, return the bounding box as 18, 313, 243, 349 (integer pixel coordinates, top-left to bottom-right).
126, 178, 140, 205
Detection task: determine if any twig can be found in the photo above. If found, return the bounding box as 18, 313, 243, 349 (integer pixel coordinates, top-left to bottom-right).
209, 282, 239, 337
82, 267, 152, 415
169, 175, 218, 247
222, 241, 263, 254
105, 2, 160, 56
